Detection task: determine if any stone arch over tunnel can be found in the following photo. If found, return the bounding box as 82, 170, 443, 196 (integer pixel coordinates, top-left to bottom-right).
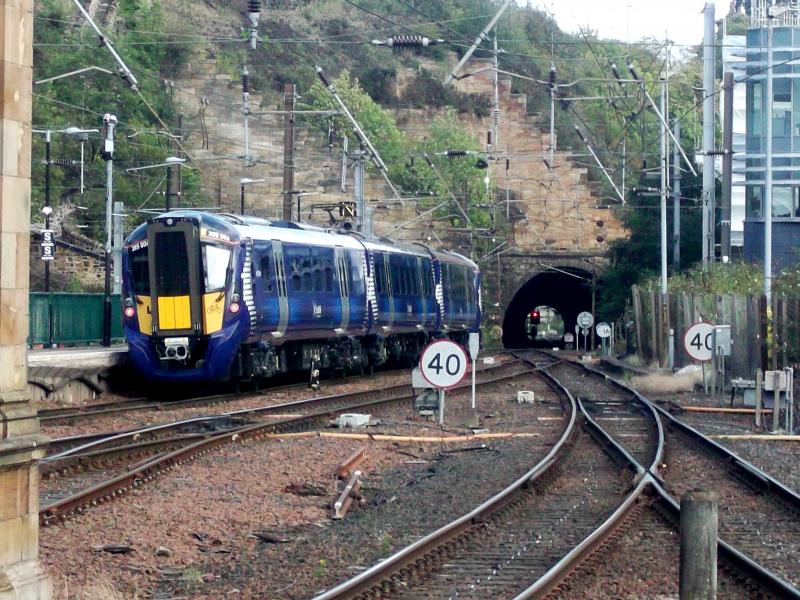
502, 267, 594, 349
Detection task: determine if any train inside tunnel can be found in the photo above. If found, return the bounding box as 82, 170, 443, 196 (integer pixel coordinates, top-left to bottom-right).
501, 267, 594, 349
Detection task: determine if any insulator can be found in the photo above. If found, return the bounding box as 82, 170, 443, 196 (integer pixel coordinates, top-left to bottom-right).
486, 131, 492, 146
627, 63, 641, 82
248, 0, 261, 13
492, 109, 500, 127
316, 66, 331, 87
574, 126, 586, 142
505, 159, 510, 172
396, 35, 438, 47
446, 150, 467, 157
548, 65, 557, 88
242, 68, 250, 94
610, 63, 622, 82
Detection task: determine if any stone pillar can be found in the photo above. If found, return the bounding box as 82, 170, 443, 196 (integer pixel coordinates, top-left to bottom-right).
0, 0, 52, 598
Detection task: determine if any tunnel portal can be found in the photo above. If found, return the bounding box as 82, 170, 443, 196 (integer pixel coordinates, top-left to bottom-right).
501, 267, 593, 349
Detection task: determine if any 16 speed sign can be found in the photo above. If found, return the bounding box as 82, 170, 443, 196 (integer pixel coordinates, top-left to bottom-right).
684, 322, 714, 362
420, 340, 469, 389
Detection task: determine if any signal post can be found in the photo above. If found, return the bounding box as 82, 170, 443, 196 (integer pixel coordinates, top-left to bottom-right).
0, 0, 53, 597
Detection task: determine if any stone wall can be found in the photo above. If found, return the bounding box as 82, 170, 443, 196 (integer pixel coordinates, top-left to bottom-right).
29, 227, 105, 292
172, 57, 627, 253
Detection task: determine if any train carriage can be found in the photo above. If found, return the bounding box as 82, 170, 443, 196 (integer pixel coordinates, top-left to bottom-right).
121, 210, 480, 384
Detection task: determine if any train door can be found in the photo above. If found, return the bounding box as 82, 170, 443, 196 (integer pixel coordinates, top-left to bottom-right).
334, 246, 350, 333
345, 249, 367, 334
251, 242, 280, 335
147, 220, 203, 336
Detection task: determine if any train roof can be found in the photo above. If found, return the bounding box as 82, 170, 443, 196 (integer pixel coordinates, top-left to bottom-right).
126, 211, 479, 269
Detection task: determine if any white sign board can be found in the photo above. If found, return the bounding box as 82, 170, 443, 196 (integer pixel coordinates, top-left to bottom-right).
468, 332, 480, 361
596, 322, 612, 339
577, 311, 594, 328
684, 322, 714, 362
564, 333, 574, 343
420, 340, 469, 390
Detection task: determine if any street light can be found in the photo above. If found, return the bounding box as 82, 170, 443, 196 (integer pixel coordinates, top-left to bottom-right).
126, 157, 190, 211
239, 178, 265, 215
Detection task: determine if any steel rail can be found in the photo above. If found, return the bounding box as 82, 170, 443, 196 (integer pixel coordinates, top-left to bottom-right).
38, 368, 412, 424
39, 361, 534, 526
311, 360, 577, 600
44, 360, 524, 463
537, 354, 800, 598
512, 364, 665, 599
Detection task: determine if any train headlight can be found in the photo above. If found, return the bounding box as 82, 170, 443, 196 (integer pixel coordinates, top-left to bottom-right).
229, 302, 241, 314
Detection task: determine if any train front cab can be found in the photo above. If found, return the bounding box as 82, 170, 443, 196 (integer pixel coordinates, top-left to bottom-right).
124, 214, 247, 382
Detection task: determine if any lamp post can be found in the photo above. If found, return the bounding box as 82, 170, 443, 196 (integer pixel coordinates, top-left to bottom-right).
101, 114, 117, 347
239, 178, 265, 215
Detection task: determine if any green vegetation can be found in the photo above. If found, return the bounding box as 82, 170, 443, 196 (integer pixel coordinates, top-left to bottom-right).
302, 71, 490, 230
639, 262, 800, 299
32, 0, 734, 321
33, 0, 206, 244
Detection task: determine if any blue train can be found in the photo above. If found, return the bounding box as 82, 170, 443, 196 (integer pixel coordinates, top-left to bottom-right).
120, 211, 481, 384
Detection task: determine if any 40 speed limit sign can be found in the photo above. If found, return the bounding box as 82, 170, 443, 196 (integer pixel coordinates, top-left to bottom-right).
420, 339, 469, 390
684, 322, 714, 362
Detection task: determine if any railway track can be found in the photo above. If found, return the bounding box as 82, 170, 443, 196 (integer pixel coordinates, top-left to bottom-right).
38, 367, 411, 426
311, 353, 798, 599
39, 358, 539, 526
537, 354, 800, 598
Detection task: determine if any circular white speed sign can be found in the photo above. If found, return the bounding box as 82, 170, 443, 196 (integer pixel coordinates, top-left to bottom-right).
596, 322, 612, 339
577, 311, 594, 328
684, 322, 714, 362
420, 340, 469, 390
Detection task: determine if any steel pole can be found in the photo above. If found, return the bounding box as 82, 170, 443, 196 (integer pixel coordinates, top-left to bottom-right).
673, 121, 682, 271
765, 18, 775, 305
702, 2, 716, 268
165, 164, 172, 212
102, 115, 116, 348
660, 77, 668, 298
721, 72, 734, 263
45, 131, 53, 347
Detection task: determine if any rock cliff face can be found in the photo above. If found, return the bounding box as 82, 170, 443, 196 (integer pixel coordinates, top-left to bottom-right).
172, 55, 626, 252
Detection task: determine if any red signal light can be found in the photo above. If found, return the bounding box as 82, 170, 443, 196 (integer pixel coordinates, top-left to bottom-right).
530, 310, 540, 319
229, 302, 241, 314
124, 306, 135, 319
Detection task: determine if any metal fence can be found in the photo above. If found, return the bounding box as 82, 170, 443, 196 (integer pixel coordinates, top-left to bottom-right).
29, 293, 124, 346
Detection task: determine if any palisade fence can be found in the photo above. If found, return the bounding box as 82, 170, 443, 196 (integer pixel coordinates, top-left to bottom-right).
631, 285, 800, 379
28, 293, 124, 346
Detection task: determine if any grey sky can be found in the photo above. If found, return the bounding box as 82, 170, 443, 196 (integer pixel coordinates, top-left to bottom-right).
533, 0, 731, 47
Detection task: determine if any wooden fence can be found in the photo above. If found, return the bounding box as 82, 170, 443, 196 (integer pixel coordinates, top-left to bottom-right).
631, 286, 800, 378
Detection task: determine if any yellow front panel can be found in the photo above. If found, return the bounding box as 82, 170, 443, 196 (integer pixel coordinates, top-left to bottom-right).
158, 296, 174, 329
137, 296, 153, 335
203, 292, 225, 334
157, 296, 191, 330
173, 296, 191, 329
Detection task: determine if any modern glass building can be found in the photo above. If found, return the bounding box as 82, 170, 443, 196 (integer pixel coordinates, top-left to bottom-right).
744, 3, 800, 269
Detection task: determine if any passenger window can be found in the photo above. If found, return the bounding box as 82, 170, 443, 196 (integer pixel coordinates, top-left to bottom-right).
324, 261, 334, 292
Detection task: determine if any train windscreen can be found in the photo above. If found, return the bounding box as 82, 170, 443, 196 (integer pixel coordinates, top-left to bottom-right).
202, 244, 231, 292
154, 231, 191, 296
131, 246, 150, 295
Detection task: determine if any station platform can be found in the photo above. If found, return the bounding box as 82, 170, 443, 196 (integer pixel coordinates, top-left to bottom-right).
27, 345, 129, 405
28, 344, 128, 369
